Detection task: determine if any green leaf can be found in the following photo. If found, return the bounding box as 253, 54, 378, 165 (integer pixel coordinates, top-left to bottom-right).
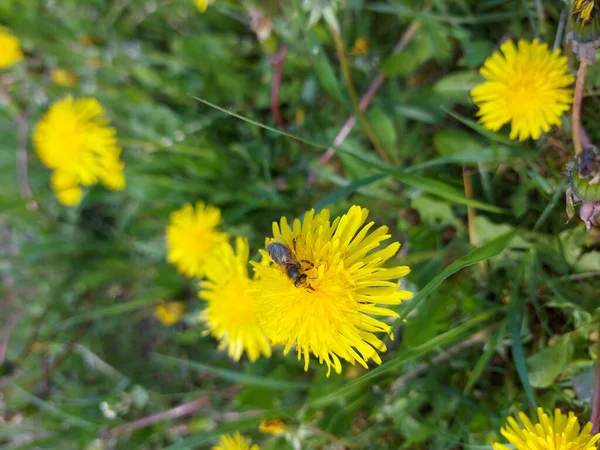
305, 30, 346, 103
368, 108, 397, 151
527, 335, 572, 388
433, 71, 481, 106
152, 354, 311, 390
433, 128, 481, 156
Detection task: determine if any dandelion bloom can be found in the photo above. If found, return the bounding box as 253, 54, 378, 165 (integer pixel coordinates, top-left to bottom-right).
154, 301, 185, 326
195, 0, 214, 13
200, 237, 271, 362
471, 39, 574, 141
212, 432, 259, 450
0, 27, 24, 69
252, 205, 412, 376
259, 418, 285, 435
492, 407, 600, 450
51, 68, 78, 87
34, 96, 125, 206
166, 202, 229, 277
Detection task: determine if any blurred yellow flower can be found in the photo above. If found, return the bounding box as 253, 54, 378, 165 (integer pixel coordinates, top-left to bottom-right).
166, 202, 229, 277
51, 68, 78, 87
252, 205, 412, 376
200, 237, 271, 362
471, 39, 574, 141
34, 96, 125, 206
492, 407, 600, 450
0, 27, 24, 69
574, 0, 596, 22
195, 0, 215, 13
212, 432, 259, 450
154, 301, 185, 326
350, 37, 369, 56
258, 418, 285, 435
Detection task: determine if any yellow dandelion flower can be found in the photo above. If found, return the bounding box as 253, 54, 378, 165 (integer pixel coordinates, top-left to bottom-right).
195, 0, 215, 13
470, 39, 574, 141
350, 37, 369, 56
51, 68, 78, 87
252, 205, 412, 376
154, 301, 185, 326
0, 27, 24, 69
492, 407, 600, 450
166, 202, 229, 278
259, 418, 285, 435
574, 0, 596, 23
34, 96, 126, 206
212, 432, 259, 450
200, 237, 271, 362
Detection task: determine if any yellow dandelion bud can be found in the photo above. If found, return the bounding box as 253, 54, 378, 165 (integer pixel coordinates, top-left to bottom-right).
258, 418, 285, 435
154, 301, 185, 326
166, 202, 229, 277
350, 37, 369, 56
0, 27, 24, 69
471, 39, 574, 141
195, 0, 215, 13
492, 407, 600, 450
200, 237, 271, 362
34, 96, 126, 206
212, 432, 259, 450
574, 0, 596, 23
252, 205, 413, 376
51, 68, 78, 87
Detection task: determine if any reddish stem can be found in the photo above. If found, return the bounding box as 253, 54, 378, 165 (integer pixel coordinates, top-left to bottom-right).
107, 396, 209, 438
592, 332, 600, 434
317, 20, 421, 167
269, 46, 288, 130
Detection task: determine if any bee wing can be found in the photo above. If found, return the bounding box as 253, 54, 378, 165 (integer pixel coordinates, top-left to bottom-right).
267, 242, 299, 266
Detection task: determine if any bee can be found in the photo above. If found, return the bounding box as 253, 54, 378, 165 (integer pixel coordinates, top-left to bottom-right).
267, 242, 313, 289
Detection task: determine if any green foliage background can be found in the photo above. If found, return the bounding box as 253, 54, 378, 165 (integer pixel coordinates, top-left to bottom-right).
1, 0, 599, 448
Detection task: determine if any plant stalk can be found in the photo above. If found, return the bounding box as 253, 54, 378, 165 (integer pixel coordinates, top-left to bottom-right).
573, 59, 588, 155
330, 30, 390, 162
592, 322, 600, 434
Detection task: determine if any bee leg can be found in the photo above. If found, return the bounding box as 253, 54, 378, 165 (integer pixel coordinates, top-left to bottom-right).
300, 259, 314, 268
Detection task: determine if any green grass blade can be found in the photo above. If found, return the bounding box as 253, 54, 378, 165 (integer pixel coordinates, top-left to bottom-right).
62, 295, 165, 328
444, 109, 520, 147
11, 383, 99, 430
326, 308, 502, 401
163, 417, 260, 449
509, 295, 538, 409
393, 231, 516, 330
338, 147, 505, 213
192, 97, 329, 149
463, 323, 507, 395
152, 354, 311, 390
314, 174, 388, 212
533, 178, 568, 231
